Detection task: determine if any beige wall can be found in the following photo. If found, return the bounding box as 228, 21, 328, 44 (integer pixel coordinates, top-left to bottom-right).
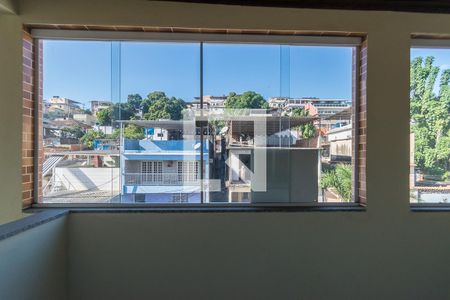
0, 1, 450, 298
0, 216, 68, 299
0, 14, 23, 224
0, 0, 16, 14
0, 0, 424, 220
68, 212, 450, 299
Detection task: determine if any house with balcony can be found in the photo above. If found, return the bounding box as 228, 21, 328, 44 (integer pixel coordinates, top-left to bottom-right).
90, 100, 113, 115
223, 114, 321, 203
121, 139, 209, 203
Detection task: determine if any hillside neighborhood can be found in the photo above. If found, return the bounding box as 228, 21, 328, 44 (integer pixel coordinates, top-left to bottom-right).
42, 92, 355, 203
41, 66, 450, 204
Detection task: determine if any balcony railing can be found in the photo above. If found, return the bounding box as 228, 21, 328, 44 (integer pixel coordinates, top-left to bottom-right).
124, 172, 200, 186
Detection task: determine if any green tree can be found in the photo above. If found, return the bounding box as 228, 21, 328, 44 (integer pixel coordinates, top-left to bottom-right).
96, 108, 112, 126
142, 91, 186, 120
112, 103, 136, 121
141, 91, 167, 114
410, 56, 450, 177
97, 102, 139, 125
122, 124, 145, 140
60, 126, 85, 139
44, 110, 66, 120
127, 94, 143, 112
291, 108, 316, 139
224, 91, 268, 109
80, 130, 106, 149
321, 164, 352, 202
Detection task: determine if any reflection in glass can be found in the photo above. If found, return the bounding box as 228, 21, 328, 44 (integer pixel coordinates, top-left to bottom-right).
203, 43, 353, 203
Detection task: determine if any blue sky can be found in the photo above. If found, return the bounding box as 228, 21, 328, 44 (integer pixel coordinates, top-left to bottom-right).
43, 40, 355, 106
411, 48, 450, 70
411, 48, 450, 93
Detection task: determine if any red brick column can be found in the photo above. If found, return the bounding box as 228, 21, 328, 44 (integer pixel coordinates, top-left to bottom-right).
356, 40, 367, 204
353, 39, 367, 205
22, 28, 43, 208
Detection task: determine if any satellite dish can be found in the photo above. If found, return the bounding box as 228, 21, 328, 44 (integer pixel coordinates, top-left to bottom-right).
219, 126, 229, 135
194, 143, 201, 150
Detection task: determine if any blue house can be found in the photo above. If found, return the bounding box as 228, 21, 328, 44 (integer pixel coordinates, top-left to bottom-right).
120, 139, 209, 203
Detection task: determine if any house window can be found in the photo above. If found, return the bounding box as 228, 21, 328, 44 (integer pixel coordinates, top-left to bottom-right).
177, 161, 199, 181
410, 41, 450, 204
32, 29, 363, 205
142, 161, 162, 182
141, 161, 152, 174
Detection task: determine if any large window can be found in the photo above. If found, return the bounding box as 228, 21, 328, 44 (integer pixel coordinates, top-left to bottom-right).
38, 32, 359, 205
410, 44, 450, 204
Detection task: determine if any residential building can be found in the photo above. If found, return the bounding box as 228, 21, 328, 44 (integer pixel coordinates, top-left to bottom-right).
223, 115, 320, 203
73, 113, 96, 126
325, 123, 352, 163
268, 97, 288, 109
47, 96, 84, 115
268, 97, 351, 118
191, 95, 227, 111
204, 95, 227, 108
303, 98, 351, 118
93, 125, 114, 135
320, 107, 353, 162
90, 100, 113, 115
121, 139, 208, 203
43, 118, 91, 147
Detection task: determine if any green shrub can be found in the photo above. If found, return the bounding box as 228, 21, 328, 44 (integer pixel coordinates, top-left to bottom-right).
321, 164, 352, 202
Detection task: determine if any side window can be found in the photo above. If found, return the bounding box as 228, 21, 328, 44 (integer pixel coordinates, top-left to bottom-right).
410, 44, 450, 204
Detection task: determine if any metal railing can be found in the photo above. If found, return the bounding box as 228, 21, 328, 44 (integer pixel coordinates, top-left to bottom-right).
124, 172, 200, 186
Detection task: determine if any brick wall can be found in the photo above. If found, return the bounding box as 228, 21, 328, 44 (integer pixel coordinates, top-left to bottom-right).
22, 25, 366, 206
22, 28, 43, 208
356, 39, 367, 204
351, 39, 367, 204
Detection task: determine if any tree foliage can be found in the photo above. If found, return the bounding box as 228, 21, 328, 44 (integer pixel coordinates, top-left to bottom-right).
44, 110, 66, 120
224, 91, 268, 109
142, 91, 186, 120
291, 108, 316, 139
60, 126, 85, 139
127, 94, 143, 112
410, 56, 450, 177
96, 108, 112, 126
321, 164, 352, 202
80, 130, 106, 149
122, 124, 145, 140
96, 91, 186, 129
112, 103, 136, 121
96, 103, 137, 125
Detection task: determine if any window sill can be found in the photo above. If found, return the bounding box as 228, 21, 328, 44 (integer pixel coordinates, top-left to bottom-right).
31, 202, 365, 213
411, 203, 450, 212
0, 209, 68, 241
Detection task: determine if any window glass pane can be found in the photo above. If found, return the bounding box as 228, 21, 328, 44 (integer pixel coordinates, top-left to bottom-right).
410, 48, 450, 203
290, 46, 354, 203
203, 43, 354, 203
42, 40, 119, 203
119, 42, 202, 204
40, 38, 355, 204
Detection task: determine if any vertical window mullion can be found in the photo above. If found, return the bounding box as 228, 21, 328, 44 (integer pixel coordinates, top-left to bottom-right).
200, 41, 204, 204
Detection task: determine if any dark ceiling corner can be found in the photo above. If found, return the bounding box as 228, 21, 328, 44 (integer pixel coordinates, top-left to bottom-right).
150, 0, 450, 14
